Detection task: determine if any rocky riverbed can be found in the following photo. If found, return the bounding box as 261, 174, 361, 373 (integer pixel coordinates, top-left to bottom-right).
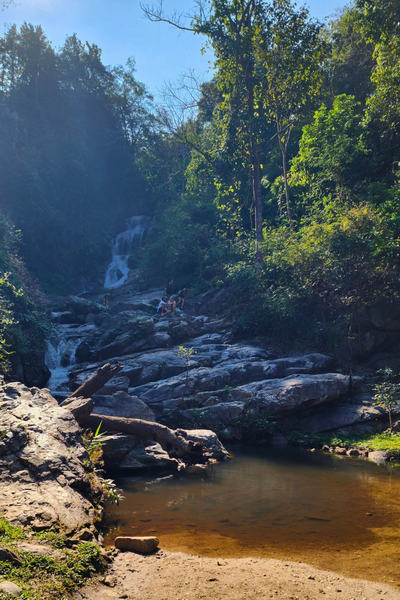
45, 279, 395, 475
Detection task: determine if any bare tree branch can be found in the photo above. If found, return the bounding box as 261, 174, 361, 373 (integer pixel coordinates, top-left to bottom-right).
140, 0, 196, 32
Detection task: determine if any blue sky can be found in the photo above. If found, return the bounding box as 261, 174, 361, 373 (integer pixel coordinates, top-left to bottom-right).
1, 0, 350, 95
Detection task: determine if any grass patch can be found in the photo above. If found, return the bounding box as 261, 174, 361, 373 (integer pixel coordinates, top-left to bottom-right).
288, 430, 400, 456
0, 519, 106, 600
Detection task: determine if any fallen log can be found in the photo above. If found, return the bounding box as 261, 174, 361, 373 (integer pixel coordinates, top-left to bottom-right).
83, 414, 209, 463
70, 363, 123, 399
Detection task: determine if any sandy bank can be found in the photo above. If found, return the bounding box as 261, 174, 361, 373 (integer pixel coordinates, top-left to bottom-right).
77, 551, 400, 600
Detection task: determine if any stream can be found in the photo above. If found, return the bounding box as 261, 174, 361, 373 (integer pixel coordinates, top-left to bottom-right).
105, 445, 400, 585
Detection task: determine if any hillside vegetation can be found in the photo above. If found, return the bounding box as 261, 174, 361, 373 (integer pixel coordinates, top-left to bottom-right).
1, 0, 400, 375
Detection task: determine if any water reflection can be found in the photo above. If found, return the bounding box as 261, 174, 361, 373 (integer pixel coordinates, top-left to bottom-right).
105, 446, 400, 584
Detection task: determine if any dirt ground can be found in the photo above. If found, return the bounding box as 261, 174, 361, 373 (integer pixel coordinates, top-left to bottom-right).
77, 550, 400, 600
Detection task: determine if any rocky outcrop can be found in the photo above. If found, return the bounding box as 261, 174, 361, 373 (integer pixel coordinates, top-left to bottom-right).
47, 286, 395, 440
0, 382, 100, 537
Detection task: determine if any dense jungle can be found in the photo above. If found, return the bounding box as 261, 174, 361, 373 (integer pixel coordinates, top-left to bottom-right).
1, 0, 400, 378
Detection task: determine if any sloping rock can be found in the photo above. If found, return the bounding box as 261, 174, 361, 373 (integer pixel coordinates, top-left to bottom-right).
92, 391, 155, 421
132, 354, 335, 410
229, 373, 350, 417
289, 400, 387, 433
0, 383, 99, 535
66, 296, 105, 316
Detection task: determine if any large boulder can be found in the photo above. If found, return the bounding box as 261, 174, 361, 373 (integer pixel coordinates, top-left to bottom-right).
229, 373, 350, 417
92, 391, 156, 421
0, 383, 99, 536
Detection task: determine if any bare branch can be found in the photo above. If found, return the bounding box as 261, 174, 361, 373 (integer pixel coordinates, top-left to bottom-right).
140, 0, 196, 32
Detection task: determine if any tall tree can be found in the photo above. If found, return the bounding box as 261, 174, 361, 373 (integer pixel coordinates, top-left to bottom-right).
260, 0, 328, 225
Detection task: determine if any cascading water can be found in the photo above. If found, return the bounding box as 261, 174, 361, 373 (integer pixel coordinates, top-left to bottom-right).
104, 216, 148, 288
45, 323, 96, 392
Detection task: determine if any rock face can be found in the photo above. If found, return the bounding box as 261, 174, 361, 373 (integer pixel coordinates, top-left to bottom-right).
0, 382, 99, 536
46, 285, 392, 440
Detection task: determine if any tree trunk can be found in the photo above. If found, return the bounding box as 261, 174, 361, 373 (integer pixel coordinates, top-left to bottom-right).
277, 118, 293, 227
70, 363, 124, 399
252, 138, 264, 269
83, 414, 208, 463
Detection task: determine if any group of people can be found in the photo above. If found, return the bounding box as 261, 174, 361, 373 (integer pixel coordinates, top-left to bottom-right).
157, 279, 190, 317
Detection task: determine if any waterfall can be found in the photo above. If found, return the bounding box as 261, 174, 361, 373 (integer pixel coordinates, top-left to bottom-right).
45, 323, 96, 392
104, 215, 148, 288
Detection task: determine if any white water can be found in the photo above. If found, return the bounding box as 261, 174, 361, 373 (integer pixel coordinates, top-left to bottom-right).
45, 323, 96, 391
104, 216, 148, 288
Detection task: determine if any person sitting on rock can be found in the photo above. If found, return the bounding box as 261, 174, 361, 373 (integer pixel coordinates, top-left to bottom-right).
157, 296, 169, 316
177, 287, 190, 310
168, 295, 176, 315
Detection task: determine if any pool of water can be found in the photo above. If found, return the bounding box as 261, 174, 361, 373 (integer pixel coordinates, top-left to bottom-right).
105, 446, 400, 585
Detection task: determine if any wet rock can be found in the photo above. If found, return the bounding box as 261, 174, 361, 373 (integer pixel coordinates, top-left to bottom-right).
347, 449, 360, 456
368, 450, 388, 464
114, 536, 159, 554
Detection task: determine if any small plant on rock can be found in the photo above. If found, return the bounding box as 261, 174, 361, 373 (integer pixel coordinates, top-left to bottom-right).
177, 346, 196, 407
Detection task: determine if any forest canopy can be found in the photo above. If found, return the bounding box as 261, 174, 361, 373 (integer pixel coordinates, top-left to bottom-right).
1, 0, 400, 368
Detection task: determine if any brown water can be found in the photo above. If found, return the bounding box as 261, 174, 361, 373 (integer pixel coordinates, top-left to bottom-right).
105, 446, 400, 585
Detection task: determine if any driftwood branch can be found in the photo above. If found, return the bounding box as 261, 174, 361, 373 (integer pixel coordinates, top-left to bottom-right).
70, 363, 123, 399
83, 414, 207, 463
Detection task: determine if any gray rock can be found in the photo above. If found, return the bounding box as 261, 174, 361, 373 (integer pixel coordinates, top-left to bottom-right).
60, 397, 94, 425
67, 296, 105, 316
183, 402, 245, 430
183, 430, 230, 460
95, 375, 130, 395
229, 373, 350, 418
114, 536, 159, 553
291, 401, 386, 433
92, 391, 155, 421
0, 581, 23, 595
368, 450, 388, 464
0, 382, 99, 534
13, 542, 64, 560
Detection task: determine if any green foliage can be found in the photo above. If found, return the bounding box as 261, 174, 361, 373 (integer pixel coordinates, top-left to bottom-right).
0, 25, 154, 293
290, 95, 369, 206
224, 201, 400, 347
0, 519, 106, 599
288, 430, 400, 457
373, 368, 400, 431
231, 410, 276, 443
0, 213, 48, 383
